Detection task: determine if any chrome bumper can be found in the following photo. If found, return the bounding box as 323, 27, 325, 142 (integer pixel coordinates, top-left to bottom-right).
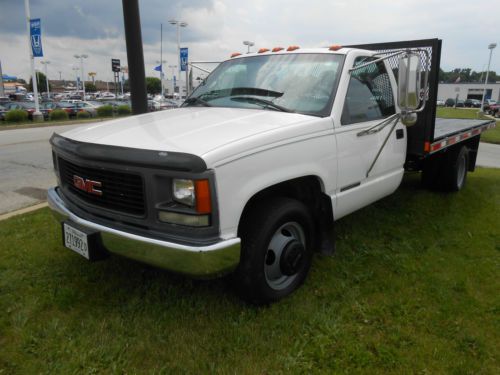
47, 187, 241, 278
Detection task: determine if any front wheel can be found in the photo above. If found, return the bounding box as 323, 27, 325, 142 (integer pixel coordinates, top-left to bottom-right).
236, 197, 314, 304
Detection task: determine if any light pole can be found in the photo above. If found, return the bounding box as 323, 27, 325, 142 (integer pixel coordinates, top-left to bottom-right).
169, 19, 187, 95
74, 54, 88, 99
58, 70, 62, 81
243, 40, 254, 53
40, 60, 50, 99
156, 59, 167, 98
168, 64, 177, 95
72, 66, 79, 91
480, 43, 497, 113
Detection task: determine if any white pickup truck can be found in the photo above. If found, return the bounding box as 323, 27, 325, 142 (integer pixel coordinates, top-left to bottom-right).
48, 39, 495, 304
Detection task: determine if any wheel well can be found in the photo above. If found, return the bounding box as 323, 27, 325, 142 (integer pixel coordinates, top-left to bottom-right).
237, 176, 334, 245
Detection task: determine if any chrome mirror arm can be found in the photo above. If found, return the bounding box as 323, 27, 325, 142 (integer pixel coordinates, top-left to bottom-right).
357, 113, 400, 137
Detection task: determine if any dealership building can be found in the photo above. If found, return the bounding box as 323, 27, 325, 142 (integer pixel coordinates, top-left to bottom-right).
437, 83, 500, 102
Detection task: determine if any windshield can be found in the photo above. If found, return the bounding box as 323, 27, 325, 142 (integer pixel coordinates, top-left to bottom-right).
185, 53, 344, 116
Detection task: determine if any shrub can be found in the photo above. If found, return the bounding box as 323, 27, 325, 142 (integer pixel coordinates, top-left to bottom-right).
49, 109, 69, 121
5, 109, 28, 123
76, 111, 91, 119
116, 105, 131, 116
97, 105, 113, 117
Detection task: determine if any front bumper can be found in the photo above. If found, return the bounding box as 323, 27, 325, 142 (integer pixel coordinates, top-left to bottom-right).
47, 187, 241, 278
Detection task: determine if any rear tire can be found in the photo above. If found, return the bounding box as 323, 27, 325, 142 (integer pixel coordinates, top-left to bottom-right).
440, 146, 468, 191
422, 146, 469, 192
236, 197, 314, 305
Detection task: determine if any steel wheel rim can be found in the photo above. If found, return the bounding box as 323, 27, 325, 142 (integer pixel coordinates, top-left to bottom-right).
264, 221, 306, 290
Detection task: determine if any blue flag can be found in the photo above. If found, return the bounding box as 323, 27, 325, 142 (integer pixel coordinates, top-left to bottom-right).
30, 18, 43, 57
180, 48, 188, 72
154, 65, 162, 72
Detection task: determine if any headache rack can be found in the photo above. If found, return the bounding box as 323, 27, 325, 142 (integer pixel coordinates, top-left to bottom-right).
346, 38, 442, 160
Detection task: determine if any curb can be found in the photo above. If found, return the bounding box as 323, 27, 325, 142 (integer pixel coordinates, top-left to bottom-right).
0, 202, 49, 221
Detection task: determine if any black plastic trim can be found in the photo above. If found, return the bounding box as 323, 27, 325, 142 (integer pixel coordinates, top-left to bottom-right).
50, 133, 207, 173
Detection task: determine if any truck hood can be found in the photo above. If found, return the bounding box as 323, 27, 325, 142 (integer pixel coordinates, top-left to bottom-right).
60, 107, 324, 166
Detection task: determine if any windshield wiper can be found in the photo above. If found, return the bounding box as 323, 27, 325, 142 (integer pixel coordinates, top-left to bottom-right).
182, 97, 212, 107
197, 87, 284, 101
231, 96, 293, 113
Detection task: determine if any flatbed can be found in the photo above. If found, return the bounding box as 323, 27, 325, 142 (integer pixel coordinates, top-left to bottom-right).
430, 118, 495, 153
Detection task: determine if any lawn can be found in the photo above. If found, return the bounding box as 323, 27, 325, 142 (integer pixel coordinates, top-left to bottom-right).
1, 169, 499, 374
436, 107, 500, 144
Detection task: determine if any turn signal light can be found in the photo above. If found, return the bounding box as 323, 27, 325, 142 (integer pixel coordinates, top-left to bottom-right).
258, 48, 270, 53
272, 47, 284, 52
328, 45, 342, 51
287, 45, 300, 51
195, 179, 212, 214
230, 52, 242, 58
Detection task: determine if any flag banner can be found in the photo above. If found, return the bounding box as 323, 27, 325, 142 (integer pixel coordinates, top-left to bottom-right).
180, 48, 188, 72
154, 65, 162, 72
30, 18, 43, 57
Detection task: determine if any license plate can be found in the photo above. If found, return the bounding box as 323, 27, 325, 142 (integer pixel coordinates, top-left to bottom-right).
63, 223, 89, 259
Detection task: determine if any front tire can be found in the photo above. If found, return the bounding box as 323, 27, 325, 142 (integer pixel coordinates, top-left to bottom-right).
236, 197, 314, 304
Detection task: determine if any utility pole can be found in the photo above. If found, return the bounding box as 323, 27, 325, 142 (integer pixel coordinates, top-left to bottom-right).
24, 0, 42, 121
169, 20, 187, 95
0, 60, 5, 97
480, 43, 497, 113
122, 0, 148, 114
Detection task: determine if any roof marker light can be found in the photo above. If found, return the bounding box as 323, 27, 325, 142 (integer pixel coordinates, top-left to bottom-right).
230, 52, 242, 58
258, 48, 270, 53
287, 45, 300, 51
272, 47, 284, 52
329, 45, 343, 51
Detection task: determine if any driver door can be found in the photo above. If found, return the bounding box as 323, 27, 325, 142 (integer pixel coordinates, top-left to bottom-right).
333, 56, 406, 219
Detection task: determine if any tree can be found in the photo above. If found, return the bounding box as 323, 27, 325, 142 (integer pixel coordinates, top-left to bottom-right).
29, 71, 50, 93
85, 82, 97, 92
145, 77, 161, 94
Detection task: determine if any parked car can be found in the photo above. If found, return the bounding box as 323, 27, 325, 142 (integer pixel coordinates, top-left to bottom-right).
464, 99, 481, 108
148, 100, 159, 112
4, 102, 36, 119
158, 99, 180, 110
483, 99, 497, 112
74, 101, 99, 117
0, 104, 6, 121
40, 101, 60, 119
488, 103, 500, 117
455, 100, 465, 108
436, 99, 445, 106
56, 102, 78, 118
445, 98, 455, 107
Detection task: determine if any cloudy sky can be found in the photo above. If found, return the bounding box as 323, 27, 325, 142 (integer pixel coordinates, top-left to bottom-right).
0, 0, 498, 83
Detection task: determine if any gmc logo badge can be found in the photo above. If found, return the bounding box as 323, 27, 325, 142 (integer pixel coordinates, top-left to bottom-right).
73, 175, 103, 196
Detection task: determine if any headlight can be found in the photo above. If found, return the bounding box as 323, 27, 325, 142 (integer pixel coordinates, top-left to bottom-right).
172, 179, 195, 206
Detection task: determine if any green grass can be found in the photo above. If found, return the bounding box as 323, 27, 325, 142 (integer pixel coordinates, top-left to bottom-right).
1, 169, 499, 374
436, 107, 500, 144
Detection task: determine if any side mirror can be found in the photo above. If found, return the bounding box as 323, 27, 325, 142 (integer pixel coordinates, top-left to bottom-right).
398, 53, 422, 113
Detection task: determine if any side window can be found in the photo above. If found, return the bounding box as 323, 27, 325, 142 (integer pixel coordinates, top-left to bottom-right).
341, 57, 395, 125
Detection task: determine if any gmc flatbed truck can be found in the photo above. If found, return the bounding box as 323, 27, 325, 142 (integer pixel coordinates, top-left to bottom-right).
48, 39, 495, 303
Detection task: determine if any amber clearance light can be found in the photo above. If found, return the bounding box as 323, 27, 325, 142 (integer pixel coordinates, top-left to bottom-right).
195, 179, 212, 214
